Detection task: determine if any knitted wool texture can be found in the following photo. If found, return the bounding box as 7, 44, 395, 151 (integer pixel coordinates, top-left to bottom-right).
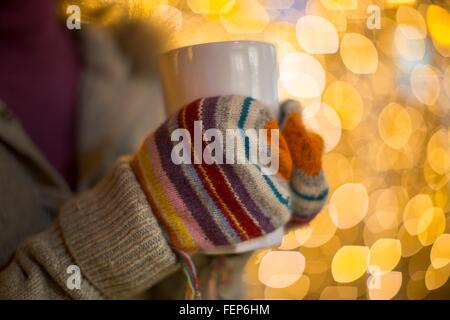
132, 95, 293, 253
280, 100, 329, 224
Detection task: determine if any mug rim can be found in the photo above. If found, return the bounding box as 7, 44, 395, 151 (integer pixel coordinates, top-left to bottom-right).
161, 40, 276, 56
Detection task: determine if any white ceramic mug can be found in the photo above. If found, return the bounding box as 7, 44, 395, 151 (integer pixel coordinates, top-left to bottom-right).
158, 41, 284, 254
159, 40, 279, 116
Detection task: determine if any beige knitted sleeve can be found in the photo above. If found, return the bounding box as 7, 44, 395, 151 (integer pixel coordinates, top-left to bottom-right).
0, 159, 177, 299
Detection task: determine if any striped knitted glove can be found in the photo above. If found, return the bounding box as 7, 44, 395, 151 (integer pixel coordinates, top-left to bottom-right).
131, 96, 293, 297
279, 100, 329, 224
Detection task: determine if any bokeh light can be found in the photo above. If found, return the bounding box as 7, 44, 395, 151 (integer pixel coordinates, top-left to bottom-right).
264, 274, 310, 299
323, 81, 364, 130
258, 251, 305, 288
403, 194, 434, 236
410, 64, 441, 106
417, 207, 446, 246
187, 0, 235, 14
332, 246, 370, 283
427, 4, 450, 46
301, 102, 342, 152
280, 52, 326, 98
329, 183, 369, 229
340, 33, 378, 74
369, 238, 402, 272
296, 15, 339, 54
431, 234, 450, 269
378, 102, 412, 149
368, 271, 402, 300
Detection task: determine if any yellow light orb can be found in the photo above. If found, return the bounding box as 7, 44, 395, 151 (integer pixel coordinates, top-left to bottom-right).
329, 183, 369, 229
332, 246, 370, 283
427, 5, 450, 47
410, 64, 441, 106
403, 194, 433, 236
296, 15, 339, 54
394, 26, 426, 61
427, 129, 450, 176
220, 0, 269, 34
280, 52, 326, 98
264, 274, 310, 299
378, 102, 412, 149
323, 81, 364, 130
425, 263, 450, 291
417, 207, 446, 246
187, 0, 235, 14
294, 224, 314, 246
430, 234, 450, 269
396, 6, 427, 39
302, 206, 337, 248
423, 160, 450, 191
368, 271, 402, 300
369, 238, 402, 272
302, 102, 342, 152
340, 33, 378, 74
432, 185, 450, 210
258, 251, 306, 288
366, 211, 399, 234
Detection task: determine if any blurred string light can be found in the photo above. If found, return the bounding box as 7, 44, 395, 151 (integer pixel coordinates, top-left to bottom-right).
75, 0, 450, 300
258, 250, 306, 287
431, 234, 450, 268
323, 81, 364, 130
187, 0, 236, 14
331, 246, 370, 283
369, 238, 402, 271
329, 183, 369, 229
302, 102, 342, 152
280, 52, 326, 98
340, 33, 379, 74
368, 271, 403, 300
296, 15, 339, 54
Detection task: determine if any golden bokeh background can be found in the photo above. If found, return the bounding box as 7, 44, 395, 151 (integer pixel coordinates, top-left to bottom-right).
67, 0, 450, 300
